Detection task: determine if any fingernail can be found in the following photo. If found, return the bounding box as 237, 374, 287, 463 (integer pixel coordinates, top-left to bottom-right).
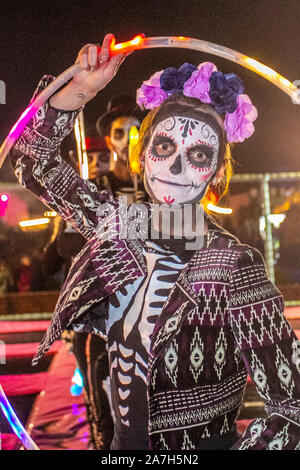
100, 56, 108, 64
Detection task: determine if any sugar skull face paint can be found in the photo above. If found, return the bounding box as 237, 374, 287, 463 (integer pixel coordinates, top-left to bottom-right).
144, 115, 220, 204
87, 149, 110, 179
109, 116, 141, 164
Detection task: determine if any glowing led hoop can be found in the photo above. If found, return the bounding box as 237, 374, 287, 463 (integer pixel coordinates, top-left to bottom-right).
1, 35, 299, 171
19, 217, 50, 227
129, 125, 140, 174
74, 111, 89, 180
207, 203, 233, 214
0, 384, 39, 450
129, 125, 140, 194
0, 194, 9, 202
44, 211, 57, 217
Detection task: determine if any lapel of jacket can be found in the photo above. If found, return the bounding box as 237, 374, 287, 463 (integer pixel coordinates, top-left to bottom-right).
33, 204, 151, 364
88, 200, 153, 294
148, 264, 199, 375
147, 221, 227, 373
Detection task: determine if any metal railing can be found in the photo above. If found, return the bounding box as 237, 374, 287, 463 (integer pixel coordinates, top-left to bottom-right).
232, 172, 300, 284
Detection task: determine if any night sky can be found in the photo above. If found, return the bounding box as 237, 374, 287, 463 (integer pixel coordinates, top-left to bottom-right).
1, 0, 300, 181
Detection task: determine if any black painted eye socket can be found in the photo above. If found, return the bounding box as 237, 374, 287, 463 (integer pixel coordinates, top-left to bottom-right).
151, 135, 177, 158
187, 145, 214, 167
113, 128, 125, 140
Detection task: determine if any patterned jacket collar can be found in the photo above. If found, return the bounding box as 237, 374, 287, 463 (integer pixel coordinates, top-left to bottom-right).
32, 208, 228, 365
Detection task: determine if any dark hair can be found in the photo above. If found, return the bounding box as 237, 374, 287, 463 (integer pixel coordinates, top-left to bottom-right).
130, 94, 234, 206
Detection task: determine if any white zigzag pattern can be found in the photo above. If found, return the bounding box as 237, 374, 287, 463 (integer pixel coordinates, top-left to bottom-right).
150, 395, 240, 433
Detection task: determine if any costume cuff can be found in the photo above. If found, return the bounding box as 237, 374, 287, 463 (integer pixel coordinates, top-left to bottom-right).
14, 75, 82, 153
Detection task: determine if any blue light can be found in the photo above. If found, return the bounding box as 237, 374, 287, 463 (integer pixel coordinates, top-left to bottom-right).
0, 402, 22, 439
70, 384, 83, 397
72, 367, 84, 387
70, 367, 84, 396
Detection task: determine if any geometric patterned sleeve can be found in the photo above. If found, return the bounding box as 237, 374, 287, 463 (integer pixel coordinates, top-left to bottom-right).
9, 75, 116, 241
228, 245, 300, 450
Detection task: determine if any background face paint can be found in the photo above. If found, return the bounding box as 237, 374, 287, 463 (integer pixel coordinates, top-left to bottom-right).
110, 116, 141, 164
87, 150, 110, 178
144, 115, 219, 204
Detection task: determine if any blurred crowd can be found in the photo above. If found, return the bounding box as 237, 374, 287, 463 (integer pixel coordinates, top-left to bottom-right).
0, 234, 54, 294
2, 185, 300, 294
1, 100, 300, 297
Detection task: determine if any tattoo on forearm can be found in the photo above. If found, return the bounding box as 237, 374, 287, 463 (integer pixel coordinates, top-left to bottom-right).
76, 93, 86, 100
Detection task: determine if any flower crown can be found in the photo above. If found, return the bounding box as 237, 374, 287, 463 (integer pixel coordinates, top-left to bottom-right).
136, 62, 258, 143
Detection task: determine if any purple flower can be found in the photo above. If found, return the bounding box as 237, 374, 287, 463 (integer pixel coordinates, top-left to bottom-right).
224, 94, 258, 142
224, 73, 245, 95
136, 71, 168, 110
209, 71, 245, 114
160, 63, 198, 94
183, 62, 217, 103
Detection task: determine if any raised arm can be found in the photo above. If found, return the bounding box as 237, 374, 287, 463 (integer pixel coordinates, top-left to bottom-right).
9, 34, 126, 240
49, 34, 125, 110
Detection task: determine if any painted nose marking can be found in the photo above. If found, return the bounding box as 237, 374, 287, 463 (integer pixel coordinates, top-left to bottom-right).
169, 154, 182, 175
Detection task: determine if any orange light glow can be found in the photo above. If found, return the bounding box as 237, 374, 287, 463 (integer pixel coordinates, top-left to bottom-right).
245, 58, 277, 78
44, 211, 57, 217
129, 126, 139, 145
110, 35, 144, 55
207, 203, 233, 215
131, 160, 140, 173
19, 217, 50, 228
129, 126, 140, 174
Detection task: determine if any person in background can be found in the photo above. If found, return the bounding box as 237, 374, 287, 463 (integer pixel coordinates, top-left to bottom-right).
0, 238, 13, 294
62, 98, 148, 448
85, 134, 110, 180
14, 253, 44, 292
96, 95, 146, 202
234, 187, 264, 254
42, 99, 149, 448
43, 134, 114, 450
278, 202, 300, 284
0, 257, 13, 294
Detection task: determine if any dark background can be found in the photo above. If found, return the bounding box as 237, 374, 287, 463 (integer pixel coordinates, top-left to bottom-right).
1, 0, 300, 181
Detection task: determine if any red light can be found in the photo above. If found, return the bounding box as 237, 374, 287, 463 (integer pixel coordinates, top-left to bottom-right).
1, 194, 9, 202
110, 35, 144, 55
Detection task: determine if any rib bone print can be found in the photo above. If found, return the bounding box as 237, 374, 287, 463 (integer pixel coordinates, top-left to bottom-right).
107, 241, 187, 427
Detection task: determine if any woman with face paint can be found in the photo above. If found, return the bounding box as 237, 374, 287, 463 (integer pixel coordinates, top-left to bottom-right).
9, 34, 300, 450
134, 95, 230, 241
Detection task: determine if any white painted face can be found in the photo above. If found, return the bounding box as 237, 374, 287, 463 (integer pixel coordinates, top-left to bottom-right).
144, 115, 220, 204
87, 150, 110, 178
110, 116, 141, 164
